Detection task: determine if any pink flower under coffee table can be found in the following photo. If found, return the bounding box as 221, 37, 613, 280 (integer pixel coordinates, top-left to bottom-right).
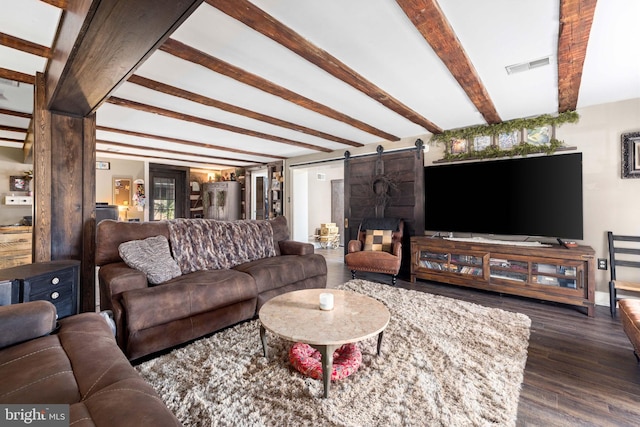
258, 288, 390, 398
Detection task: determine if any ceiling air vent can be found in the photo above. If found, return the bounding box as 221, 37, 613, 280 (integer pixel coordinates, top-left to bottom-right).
505, 56, 551, 75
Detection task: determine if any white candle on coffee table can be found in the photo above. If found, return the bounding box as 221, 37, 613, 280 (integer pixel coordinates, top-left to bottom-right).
319, 292, 334, 310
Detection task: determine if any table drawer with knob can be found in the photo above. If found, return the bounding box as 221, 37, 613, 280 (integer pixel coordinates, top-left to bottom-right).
24, 269, 75, 294
0, 260, 80, 318
28, 281, 76, 318
22, 266, 78, 319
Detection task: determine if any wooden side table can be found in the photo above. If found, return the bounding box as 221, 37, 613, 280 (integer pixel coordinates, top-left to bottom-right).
0, 260, 80, 318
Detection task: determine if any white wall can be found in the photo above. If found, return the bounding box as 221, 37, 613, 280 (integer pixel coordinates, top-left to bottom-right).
288, 97, 640, 304
0, 147, 32, 225
558, 98, 640, 302
96, 157, 145, 221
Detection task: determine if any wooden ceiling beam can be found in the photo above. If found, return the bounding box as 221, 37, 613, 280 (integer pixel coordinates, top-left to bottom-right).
0, 32, 51, 58
0, 124, 27, 133
160, 38, 399, 142
207, 0, 442, 134
39, 0, 68, 9
96, 148, 252, 167
105, 97, 332, 153
0, 108, 32, 119
557, 0, 597, 112
46, 0, 204, 116
0, 67, 35, 85
96, 125, 285, 160
0, 137, 24, 143
396, 0, 501, 125
128, 74, 363, 147
97, 139, 257, 165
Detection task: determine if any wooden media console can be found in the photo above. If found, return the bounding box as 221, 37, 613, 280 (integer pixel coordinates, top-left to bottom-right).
410, 236, 596, 316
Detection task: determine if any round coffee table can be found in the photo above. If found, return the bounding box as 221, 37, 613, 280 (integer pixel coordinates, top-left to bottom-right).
258, 288, 390, 398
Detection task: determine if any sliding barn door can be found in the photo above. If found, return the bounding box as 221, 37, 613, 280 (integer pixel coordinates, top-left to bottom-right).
344, 143, 425, 276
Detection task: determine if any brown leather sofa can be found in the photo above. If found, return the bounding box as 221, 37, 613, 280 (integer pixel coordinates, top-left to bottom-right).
0, 300, 180, 426
619, 299, 640, 360
96, 216, 327, 361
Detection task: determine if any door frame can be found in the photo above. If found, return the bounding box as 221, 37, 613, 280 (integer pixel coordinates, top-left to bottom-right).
148, 163, 190, 220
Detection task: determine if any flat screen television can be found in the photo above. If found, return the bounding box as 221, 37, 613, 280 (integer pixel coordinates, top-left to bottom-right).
424, 152, 583, 240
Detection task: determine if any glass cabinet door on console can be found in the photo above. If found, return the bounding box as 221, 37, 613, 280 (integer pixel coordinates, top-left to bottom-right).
489, 258, 528, 283
489, 256, 584, 291
532, 262, 583, 290
417, 249, 488, 279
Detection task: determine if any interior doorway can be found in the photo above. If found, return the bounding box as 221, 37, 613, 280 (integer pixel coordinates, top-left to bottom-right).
290, 161, 344, 245
149, 164, 189, 220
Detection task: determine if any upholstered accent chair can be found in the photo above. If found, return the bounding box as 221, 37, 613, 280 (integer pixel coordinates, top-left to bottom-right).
345, 218, 404, 285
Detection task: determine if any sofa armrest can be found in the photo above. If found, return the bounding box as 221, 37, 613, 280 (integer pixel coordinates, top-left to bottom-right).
99, 262, 149, 308
98, 262, 149, 349
392, 241, 402, 257
279, 240, 315, 255
348, 239, 362, 253
0, 300, 57, 349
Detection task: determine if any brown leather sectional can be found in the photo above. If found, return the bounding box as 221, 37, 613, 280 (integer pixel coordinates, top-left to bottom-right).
0, 300, 180, 426
96, 216, 327, 361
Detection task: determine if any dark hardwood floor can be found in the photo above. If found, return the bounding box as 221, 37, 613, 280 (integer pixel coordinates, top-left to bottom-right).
317, 247, 640, 427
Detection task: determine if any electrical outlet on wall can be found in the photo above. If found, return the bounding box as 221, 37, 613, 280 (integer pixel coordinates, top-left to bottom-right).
597, 258, 608, 270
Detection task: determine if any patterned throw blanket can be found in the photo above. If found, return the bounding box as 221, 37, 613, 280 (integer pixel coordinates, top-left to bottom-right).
167, 219, 277, 274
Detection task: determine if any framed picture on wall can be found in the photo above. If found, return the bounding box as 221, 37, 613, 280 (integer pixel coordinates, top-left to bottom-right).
498, 130, 521, 149
473, 135, 492, 152
622, 131, 640, 179
449, 138, 468, 154
9, 176, 27, 192
525, 125, 554, 145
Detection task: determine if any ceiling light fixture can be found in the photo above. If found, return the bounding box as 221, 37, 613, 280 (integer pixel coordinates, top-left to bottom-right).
505, 56, 551, 75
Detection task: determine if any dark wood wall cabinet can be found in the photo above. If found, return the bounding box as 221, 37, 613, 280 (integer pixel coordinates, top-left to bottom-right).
410, 237, 596, 316
0, 260, 80, 319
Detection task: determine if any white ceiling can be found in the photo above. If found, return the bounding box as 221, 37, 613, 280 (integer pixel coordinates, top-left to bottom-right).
1, 0, 639, 169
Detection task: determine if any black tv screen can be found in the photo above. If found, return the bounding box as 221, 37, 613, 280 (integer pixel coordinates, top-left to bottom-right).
424, 153, 583, 240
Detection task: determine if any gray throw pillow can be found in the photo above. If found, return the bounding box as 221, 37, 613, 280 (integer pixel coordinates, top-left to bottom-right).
118, 235, 181, 285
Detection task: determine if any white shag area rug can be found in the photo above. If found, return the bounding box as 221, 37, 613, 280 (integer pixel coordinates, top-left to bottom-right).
135, 279, 531, 426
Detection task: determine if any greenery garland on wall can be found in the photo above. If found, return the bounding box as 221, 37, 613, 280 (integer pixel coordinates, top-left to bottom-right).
430, 110, 580, 162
